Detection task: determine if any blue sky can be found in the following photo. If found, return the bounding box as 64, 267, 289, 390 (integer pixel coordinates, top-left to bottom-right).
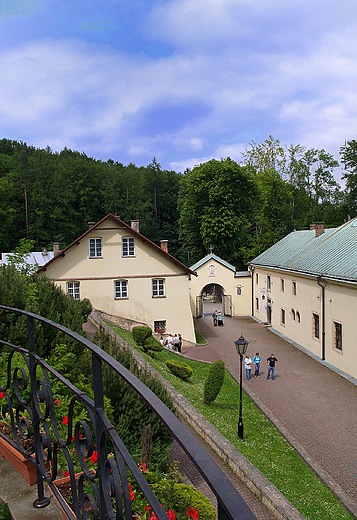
1, 0, 357, 176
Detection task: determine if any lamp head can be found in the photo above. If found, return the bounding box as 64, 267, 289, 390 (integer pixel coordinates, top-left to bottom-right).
234, 335, 248, 356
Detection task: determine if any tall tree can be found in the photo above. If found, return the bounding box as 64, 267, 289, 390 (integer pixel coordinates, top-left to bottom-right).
340, 139, 357, 217
178, 158, 257, 267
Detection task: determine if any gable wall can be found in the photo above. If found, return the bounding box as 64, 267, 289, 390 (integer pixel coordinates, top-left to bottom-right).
41, 221, 195, 344
189, 260, 251, 317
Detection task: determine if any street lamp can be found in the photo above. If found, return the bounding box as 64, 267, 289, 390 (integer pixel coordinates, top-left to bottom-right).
234, 335, 249, 440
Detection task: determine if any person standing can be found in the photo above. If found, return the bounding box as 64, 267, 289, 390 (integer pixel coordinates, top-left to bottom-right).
173, 334, 180, 351
178, 334, 182, 353
253, 352, 262, 377
217, 311, 223, 326
245, 355, 252, 380
212, 310, 218, 326
166, 334, 173, 349
267, 354, 278, 380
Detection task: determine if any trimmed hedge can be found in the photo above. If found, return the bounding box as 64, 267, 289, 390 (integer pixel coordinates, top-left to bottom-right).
171, 483, 216, 520
165, 360, 193, 381
203, 359, 225, 404
144, 335, 164, 353
132, 326, 152, 346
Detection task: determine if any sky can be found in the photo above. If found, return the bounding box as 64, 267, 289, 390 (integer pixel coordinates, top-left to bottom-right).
1, 0, 357, 178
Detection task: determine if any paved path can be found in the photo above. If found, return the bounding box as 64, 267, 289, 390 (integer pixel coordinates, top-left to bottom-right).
182, 311, 357, 511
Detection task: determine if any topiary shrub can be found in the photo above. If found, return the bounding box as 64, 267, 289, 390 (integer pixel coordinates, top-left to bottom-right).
203, 359, 225, 404
132, 326, 152, 346
144, 335, 164, 353
165, 360, 193, 381
171, 482, 216, 520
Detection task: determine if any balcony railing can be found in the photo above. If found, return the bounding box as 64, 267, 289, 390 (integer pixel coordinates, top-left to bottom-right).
0, 305, 257, 520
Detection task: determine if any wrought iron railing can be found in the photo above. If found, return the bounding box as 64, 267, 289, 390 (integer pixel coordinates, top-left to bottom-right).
0, 305, 257, 520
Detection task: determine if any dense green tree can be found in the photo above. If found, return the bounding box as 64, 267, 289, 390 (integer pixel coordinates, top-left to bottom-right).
340, 139, 357, 217
178, 158, 258, 267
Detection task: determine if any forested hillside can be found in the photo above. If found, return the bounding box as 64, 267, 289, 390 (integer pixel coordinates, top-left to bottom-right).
1, 136, 356, 268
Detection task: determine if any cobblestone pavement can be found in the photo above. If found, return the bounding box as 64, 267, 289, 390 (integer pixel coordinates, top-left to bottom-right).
83, 320, 275, 519
182, 309, 357, 508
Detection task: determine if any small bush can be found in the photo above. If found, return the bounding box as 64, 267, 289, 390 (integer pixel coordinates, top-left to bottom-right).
171, 483, 216, 520
203, 359, 225, 404
132, 326, 152, 346
166, 360, 193, 381
144, 335, 164, 353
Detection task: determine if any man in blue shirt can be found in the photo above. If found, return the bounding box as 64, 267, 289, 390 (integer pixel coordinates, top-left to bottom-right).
253, 352, 262, 377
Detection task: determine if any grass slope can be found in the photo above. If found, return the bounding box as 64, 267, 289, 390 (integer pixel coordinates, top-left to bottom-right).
106, 323, 353, 520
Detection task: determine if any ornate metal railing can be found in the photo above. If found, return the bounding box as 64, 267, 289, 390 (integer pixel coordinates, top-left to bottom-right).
0, 306, 257, 520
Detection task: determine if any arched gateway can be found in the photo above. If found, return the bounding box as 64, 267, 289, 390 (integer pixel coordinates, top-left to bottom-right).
189, 253, 251, 319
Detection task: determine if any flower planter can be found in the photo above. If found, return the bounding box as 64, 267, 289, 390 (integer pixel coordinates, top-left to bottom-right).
48, 470, 95, 520
0, 433, 37, 486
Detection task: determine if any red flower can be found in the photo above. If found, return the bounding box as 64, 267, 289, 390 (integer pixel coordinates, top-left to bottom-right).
89, 451, 98, 464
0, 391, 5, 399
187, 508, 199, 520
62, 470, 70, 477
167, 510, 176, 520
55, 398, 60, 406
139, 461, 147, 473
128, 483, 135, 501
63, 416, 68, 425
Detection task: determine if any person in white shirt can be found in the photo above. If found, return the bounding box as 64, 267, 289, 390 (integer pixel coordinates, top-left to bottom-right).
244, 355, 252, 380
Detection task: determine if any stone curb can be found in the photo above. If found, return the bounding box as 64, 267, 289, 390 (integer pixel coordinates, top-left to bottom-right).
89, 312, 305, 520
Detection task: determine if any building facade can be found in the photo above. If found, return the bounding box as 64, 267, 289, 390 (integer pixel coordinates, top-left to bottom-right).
37, 214, 197, 345
249, 219, 357, 380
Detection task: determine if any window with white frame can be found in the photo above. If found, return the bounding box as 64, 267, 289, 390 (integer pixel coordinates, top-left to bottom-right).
152, 279, 165, 297
122, 237, 135, 257
292, 281, 297, 296
67, 282, 80, 299
114, 280, 128, 299
236, 285, 242, 296
313, 313, 320, 339
89, 238, 102, 258
281, 308, 286, 325
334, 321, 342, 351
154, 321, 166, 333
267, 274, 271, 291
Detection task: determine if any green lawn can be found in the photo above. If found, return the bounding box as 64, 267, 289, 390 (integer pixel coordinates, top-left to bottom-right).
106, 323, 353, 520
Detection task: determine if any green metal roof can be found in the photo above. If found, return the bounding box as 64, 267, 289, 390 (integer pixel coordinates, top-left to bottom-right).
249, 217, 357, 283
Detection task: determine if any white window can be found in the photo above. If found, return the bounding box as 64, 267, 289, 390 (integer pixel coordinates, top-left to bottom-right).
122, 237, 135, 257
67, 282, 80, 299
267, 275, 271, 291
115, 280, 128, 299
281, 308, 286, 325
152, 279, 165, 297
334, 321, 342, 351
236, 285, 242, 296
154, 321, 166, 333
89, 238, 102, 258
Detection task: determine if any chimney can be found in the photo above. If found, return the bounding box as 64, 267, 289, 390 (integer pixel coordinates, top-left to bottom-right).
160, 240, 168, 253
311, 222, 325, 237
131, 220, 139, 233
53, 242, 60, 257
88, 221, 94, 230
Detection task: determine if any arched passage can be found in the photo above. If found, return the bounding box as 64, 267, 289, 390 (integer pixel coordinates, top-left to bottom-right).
195, 283, 232, 318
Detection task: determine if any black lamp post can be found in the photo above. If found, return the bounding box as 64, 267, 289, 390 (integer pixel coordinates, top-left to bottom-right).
234, 334, 249, 440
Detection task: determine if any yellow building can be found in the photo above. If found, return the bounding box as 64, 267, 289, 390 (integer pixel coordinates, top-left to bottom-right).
249, 219, 357, 380
37, 214, 197, 345
189, 253, 251, 318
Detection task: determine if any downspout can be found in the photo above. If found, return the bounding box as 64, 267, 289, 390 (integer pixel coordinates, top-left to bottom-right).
317, 275, 325, 361
249, 266, 254, 317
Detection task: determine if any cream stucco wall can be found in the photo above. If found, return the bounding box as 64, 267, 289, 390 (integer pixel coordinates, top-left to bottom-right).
189, 259, 251, 317
40, 217, 196, 344
251, 266, 357, 380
